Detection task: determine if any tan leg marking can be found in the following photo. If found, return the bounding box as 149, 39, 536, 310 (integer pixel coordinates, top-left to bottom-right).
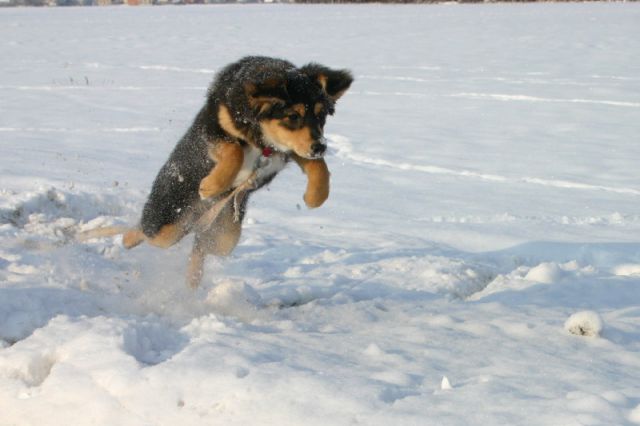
293, 155, 330, 208
199, 142, 244, 199
123, 229, 145, 249
195, 202, 242, 256
186, 244, 206, 289
210, 215, 242, 256
186, 203, 243, 289
146, 223, 185, 249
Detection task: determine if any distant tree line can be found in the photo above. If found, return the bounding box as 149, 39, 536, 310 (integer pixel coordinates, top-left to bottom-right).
2, 0, 121, 5
1, 0, 614, 6
293, 0, 584, 2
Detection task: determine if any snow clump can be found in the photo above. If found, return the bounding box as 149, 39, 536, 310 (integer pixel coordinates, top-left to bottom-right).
206, 281, 263, 321
564, 311, 603, 337
441, 376, 453, 391
630, 404, 640, 424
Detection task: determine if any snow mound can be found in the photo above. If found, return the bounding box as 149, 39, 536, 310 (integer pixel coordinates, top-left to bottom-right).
0, 187, 124, 228
524, 262, 565, 284
471, 260, 598, 301
612, 264, 640, 277
206, 281, 263, 322
375, 255, 495, 299
564, 311, 603, 337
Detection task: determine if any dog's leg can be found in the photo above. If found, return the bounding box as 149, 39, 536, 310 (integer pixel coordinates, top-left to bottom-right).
75, 226, 126, 242
186, 241, 206, 289
197, 201, 243, 256
293, 155, 330, 208
122, 229, 145, 249
209, 207, 243, 256
185, 201, 243, 289
79, 224, 185, 250
75, 225, 147, 249
143, 223, 187, 249
199, 142, 244, 199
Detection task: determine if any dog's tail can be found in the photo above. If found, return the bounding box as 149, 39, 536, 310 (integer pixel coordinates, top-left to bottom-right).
75, 226, 145, 249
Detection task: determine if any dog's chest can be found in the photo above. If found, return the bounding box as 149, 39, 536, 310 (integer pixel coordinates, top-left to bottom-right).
231, 146, 287, 188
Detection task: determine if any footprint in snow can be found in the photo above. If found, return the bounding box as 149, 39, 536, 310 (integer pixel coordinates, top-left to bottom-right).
122, 323, 189, 366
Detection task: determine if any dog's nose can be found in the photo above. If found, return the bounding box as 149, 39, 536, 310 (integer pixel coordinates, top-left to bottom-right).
310, 142, 326, 157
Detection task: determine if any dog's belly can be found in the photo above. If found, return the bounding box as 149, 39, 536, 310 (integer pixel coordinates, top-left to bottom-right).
231, 146, 287, 188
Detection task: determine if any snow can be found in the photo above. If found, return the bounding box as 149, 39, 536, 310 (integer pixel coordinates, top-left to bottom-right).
1, 3, 640, 425
631, 404, 640, 424
564, 311, 604, 338
440, 376, 453, 391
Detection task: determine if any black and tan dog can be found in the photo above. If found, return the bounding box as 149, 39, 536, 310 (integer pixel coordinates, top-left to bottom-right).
82, 56, 352, 288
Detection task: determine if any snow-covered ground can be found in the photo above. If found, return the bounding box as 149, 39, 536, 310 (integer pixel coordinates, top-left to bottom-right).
1, 3, 640, 425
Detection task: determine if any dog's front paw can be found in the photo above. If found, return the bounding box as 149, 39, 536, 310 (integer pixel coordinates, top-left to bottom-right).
199, 186, 215, 200
303, 187, 329, 208
199, 177, 224, 199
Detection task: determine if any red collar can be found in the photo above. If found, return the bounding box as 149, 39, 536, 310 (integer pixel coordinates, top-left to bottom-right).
262, 146, 273, 158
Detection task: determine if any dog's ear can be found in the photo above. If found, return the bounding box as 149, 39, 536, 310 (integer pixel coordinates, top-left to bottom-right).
245, 77, 288, 116
301, 63, 353, 102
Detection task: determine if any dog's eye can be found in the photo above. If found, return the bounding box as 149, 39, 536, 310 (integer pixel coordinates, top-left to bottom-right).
287, 113, 301, 124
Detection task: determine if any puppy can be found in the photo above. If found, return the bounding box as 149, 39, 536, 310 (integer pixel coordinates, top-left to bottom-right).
119, 56, 353, 287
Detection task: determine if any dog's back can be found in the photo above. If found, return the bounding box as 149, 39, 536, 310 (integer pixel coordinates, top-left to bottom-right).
140, 107, 214, 238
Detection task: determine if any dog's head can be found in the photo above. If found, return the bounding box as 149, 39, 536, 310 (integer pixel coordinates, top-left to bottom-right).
246, 64, 353, 159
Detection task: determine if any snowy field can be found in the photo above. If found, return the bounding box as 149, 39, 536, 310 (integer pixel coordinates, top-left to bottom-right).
1, 3, 640, 425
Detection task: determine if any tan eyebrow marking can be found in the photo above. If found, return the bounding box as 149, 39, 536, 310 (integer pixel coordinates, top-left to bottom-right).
291, 103, 306, 117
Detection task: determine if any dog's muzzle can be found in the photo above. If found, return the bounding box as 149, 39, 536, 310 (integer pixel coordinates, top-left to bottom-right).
309, 138, 327, 158
310, 142, 326, 158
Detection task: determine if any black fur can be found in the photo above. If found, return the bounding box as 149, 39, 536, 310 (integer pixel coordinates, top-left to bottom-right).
140, 107, 214, 237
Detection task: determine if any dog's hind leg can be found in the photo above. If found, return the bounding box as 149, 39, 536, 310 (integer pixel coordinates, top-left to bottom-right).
76, 225, 132, 243
122, 229, 145, 249
144, 213, 198, 250
185, 226, 240, 290
87, 224, 182, 250
186, 241, 206, 290
185, 200, 244, 289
